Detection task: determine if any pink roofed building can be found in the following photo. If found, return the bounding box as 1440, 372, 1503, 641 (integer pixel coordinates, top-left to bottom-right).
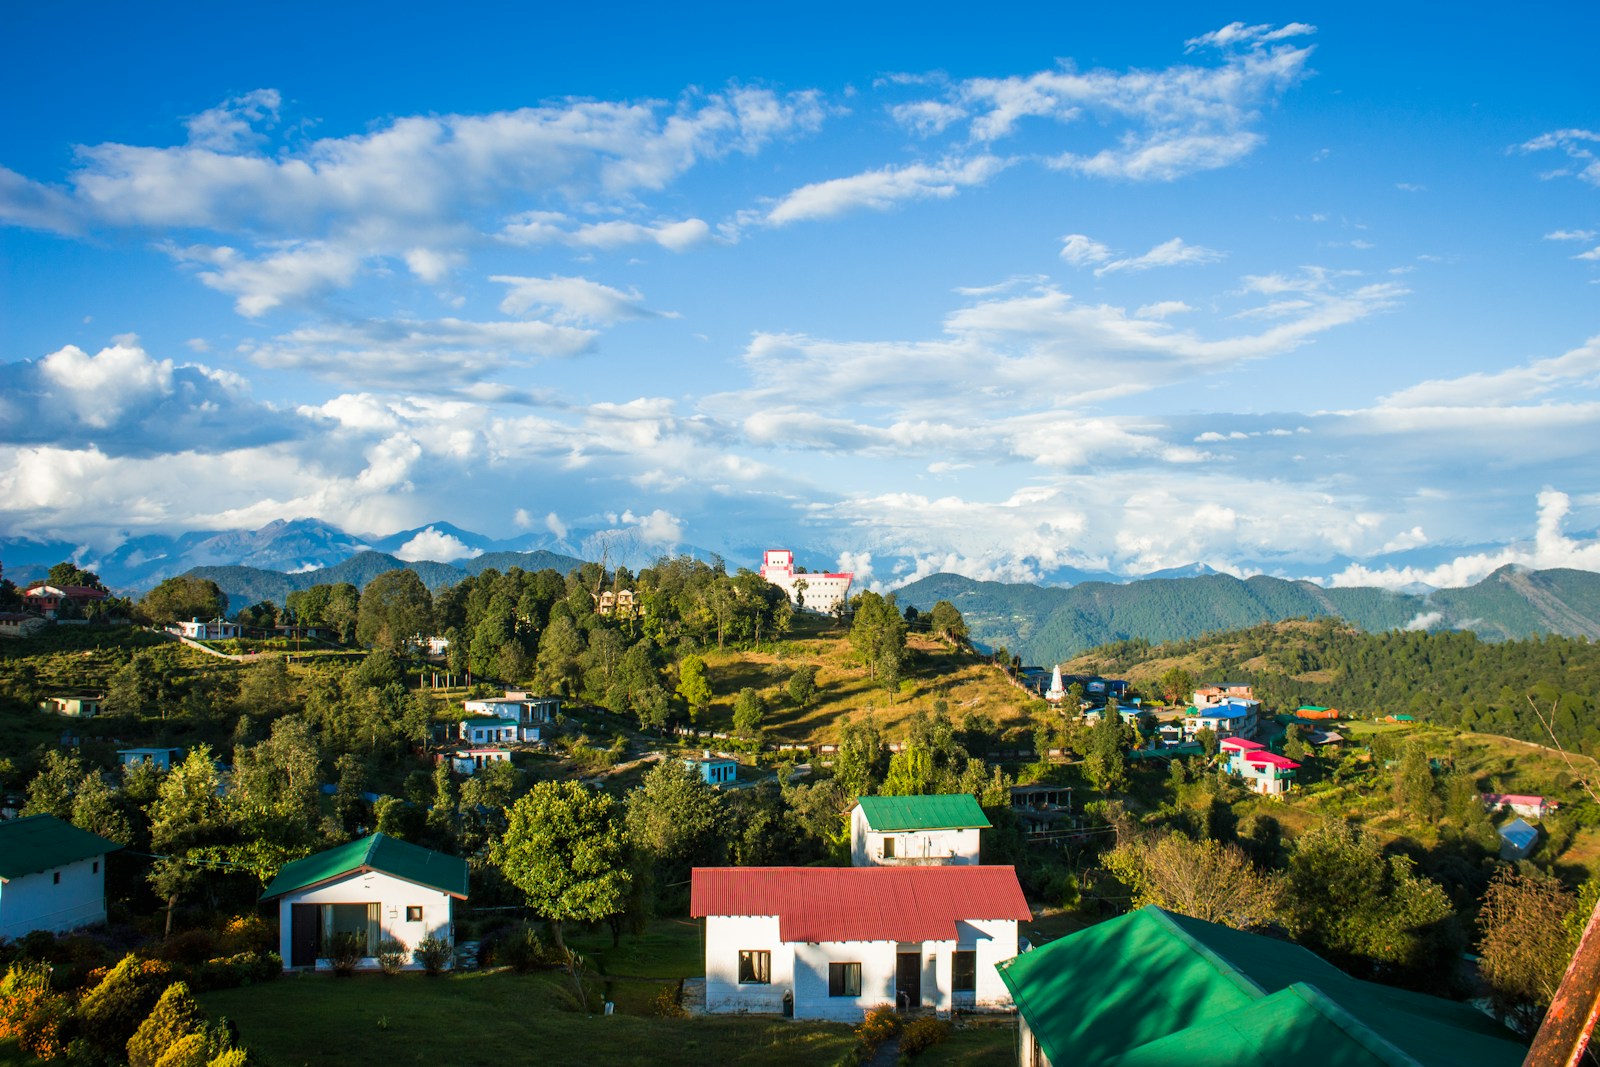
1222, 743, 1300, 797
1481, 793, 1556, 821
759, 549, 853, 614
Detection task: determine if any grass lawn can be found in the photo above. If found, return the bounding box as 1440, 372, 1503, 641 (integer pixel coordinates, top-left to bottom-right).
0, 1038, 41, 1067
916, 1025, 1016, 1065
201, 969, 855, 1067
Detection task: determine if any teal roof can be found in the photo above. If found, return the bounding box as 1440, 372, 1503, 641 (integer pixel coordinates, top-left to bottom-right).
0, 815, 120, 879
998, 906, 1525, 1067
260, 833, 469, 900
855, 794, 990, 831
463, 717, 519, 729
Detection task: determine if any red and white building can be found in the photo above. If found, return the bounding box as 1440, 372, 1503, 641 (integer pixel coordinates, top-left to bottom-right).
22, 584, 108, 619
692, 865, 1030, 1020
759, 550, 853, 614
1481, 793, 1557, 821
1221, 738, 1300, 796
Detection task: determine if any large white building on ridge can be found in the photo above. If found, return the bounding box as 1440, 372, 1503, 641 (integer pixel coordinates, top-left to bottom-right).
759, 549, 853, 614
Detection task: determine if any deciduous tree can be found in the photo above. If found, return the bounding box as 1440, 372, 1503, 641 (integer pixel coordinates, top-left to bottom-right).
493, 781, 630, 952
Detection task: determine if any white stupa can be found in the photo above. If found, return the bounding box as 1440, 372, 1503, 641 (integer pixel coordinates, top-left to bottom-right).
1045, 665, 1066, 704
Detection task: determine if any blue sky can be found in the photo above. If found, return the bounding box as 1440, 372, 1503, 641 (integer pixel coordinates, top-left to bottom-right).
2, 2, 1598, 590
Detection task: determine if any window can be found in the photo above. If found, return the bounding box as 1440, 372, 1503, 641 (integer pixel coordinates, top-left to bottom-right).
828, 962, 862, 997
953, 951, 977, 993
738, 950, 771, 984
53, 871, 61, 884
406, 906, 423, 922
92, 861, 99, 874
882, 836, 896, 859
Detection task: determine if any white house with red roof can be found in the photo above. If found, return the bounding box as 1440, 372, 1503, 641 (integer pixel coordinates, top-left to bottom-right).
691, 865, 1030, 1020
758, 550, 853, 614
22, 584, 108, 619
1481, 793, 1556, 821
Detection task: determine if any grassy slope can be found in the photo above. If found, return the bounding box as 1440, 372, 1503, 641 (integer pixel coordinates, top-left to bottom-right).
691, 615, 1038, 745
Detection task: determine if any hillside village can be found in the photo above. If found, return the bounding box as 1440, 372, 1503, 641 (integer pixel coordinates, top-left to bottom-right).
2, 552, 1600, 1065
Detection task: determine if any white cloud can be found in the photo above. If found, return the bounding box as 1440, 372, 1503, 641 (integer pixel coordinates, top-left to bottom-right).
1516, 129, 1600, 186
620, 507, 684, 544
1135, 301, 1193, 319
499, 211, 712, 252
766, 156, 1007, 225
545, 512, 568, 539
1094, 237, 1224, 276
837, 550, 874, 586
1547, 229, 1598, 242
889, 101, 967, 136
1403, 611, 1443, 631
169, 241, 361, 316
1184, 22, 1317, 52
38, 341, 174, 427
1329, 490, 1600, 590
1380, 526, 1428, 553
394, 526, 482, 562
1060, 233, 1112, 266
1379, 334, 1600, 407
493, 275, 661, 326
404, 247, 465, 284
184, 89, 281, 153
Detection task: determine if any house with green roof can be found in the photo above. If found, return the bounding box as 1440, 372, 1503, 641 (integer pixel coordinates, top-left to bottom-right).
260, 833, 468, 971
997, 905, 1526, 1067
850, 794, 991, 867
0, 814, 120, 939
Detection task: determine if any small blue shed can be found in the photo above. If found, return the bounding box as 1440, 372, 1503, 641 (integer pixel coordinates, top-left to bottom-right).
1498, 817, 1539, 861
684, 755, 737, 786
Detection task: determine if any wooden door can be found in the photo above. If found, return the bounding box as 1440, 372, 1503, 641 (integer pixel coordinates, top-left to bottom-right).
895, 951, 921, 1010
290, 904, 320, 967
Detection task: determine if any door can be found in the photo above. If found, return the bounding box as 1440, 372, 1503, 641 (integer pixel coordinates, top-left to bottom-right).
896, 951, 922, 1011
290, 904, 320, 967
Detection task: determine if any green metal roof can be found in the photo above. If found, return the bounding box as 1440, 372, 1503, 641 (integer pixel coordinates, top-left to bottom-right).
0, 814, 120, 880
855, 793, 991, 831
998, 906, 1525, 1067
260, 833, 469, 901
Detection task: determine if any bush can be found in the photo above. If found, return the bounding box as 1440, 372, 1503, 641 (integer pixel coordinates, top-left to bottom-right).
189, 952, 282, 992
898, 1016, 951, 1057
78, 955, 175, 1058
215, 915, 274, 955
0, 961, 74, 1060
855, 1005, 900, 1050
652, 984, 687, 1018
414, 936, 452, 976
494, 925, 547, 973
126, 981, 202, 1067
156, 929, 218, 966
377, 939, 409, 976
325, 932, 365, 977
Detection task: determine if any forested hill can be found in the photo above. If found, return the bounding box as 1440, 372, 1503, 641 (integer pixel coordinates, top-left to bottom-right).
895, 566, 1600, 666
183, 548, 587, 606
1071, 618, 1600, 757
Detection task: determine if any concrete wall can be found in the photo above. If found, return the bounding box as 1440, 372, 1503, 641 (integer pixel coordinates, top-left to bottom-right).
0, 855, 107, 940
704, 915, 791, 1012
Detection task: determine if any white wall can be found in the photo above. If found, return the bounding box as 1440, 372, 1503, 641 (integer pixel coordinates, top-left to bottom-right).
850, 807, 981, 866
275, 870, 455, 970
959, 918, 1020, 1010
0, 855, 108, 940
792, 940, 898, 1021
704, 915, 791, 1012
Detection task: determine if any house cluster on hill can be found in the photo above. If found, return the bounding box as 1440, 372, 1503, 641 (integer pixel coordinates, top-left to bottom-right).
434, 690, 561, 774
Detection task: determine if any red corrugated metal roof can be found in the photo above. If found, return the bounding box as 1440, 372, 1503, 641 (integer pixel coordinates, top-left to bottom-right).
1245, 752, 1300, 769
1220, 738, 1266, 751
691, 865, 1031, 943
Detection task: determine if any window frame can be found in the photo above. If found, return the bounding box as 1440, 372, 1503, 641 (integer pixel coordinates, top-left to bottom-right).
952, 950, 977, 993
406, 905, 423, 922
737, 949, 771, 985
881, 835, 896, 859
828, 961, 862, 998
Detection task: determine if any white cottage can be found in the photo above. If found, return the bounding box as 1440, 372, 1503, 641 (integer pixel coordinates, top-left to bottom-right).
691, 865, 1030, 1020
260, 833, 468, 971
0, 815, 120, 939
850, 794, 990, 867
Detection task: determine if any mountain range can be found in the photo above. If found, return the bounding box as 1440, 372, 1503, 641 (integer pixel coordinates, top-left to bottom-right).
893, 566, 1600, 666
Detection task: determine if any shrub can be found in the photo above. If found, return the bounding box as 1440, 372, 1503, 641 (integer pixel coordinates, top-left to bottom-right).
414, 936, 452, 976
652, 984, 687, 1018
78, 955, 175, 1058
0, 961, 74, 1060
376, 939, 409, 976
126, 981, 202, 1067
855, 1005, 900, 1050
326, 932, 365, 977
152, 1029, 211, 1067
898, 1016, 951, 1057
215, 915, 274, 955
496, 925, 546, 974
189, 951, 282, 992
157, 929, 218, 966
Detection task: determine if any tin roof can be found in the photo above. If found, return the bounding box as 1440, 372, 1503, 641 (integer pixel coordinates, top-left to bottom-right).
260, 833, 469, 900
691, 865, 1029, 943
0, 814, 120, 880
1244, 752, 1301, 770
1499, 818, 1539, 849
855, 793, 991, 831
998, 905, 1524, 1067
